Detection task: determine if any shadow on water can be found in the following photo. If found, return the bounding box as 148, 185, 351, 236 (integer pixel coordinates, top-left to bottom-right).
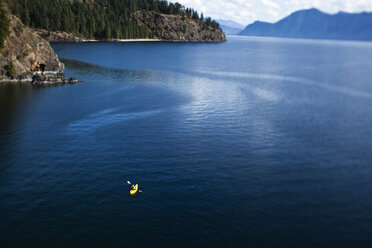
0, 82, 72, 173
0, 84, 34, 171
61, 58, 163, 84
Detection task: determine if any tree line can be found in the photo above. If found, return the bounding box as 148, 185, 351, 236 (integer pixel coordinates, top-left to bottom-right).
5, 0, 220, 40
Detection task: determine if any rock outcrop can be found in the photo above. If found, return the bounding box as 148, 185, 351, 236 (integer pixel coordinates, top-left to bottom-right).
0, 14, 77, 84
34, 29, 84, 43
134, 11, 226, 42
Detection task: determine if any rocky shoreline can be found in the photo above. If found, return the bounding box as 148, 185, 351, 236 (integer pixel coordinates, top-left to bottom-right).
0, 72, 80, 85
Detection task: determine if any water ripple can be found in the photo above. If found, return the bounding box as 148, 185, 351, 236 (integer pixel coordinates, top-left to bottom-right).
66, 108, 163, 134
195, 70, 372, 98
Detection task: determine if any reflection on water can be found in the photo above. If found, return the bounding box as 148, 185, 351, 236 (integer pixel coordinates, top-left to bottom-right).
193, 70, 372, 98
61, 58, 162, 83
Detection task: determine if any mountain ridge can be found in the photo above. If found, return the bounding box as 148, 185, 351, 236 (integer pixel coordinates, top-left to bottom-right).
239, 8, 372, 41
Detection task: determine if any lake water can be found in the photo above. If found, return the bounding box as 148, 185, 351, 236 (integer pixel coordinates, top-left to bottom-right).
1, 36, 372, 247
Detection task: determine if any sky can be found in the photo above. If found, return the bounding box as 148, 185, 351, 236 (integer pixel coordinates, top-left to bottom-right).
174, 0, 372, 25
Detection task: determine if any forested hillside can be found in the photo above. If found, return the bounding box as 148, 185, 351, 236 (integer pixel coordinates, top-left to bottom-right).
5, 0, 221, 39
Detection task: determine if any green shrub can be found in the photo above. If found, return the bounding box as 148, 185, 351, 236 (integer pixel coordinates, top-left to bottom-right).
5, 61, 16, 77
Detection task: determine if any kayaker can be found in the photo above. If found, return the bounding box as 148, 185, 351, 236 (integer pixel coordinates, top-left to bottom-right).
131, 185, 136, 190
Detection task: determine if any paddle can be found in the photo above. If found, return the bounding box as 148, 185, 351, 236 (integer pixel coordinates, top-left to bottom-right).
126, 180, 143, 193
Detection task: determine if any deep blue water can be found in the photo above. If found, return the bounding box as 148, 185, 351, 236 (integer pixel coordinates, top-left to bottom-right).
1, 36, 372, 247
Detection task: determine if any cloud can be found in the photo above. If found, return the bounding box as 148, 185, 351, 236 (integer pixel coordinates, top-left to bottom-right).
173, 0, 372, 25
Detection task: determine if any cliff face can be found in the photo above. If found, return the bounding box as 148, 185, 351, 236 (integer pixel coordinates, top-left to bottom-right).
34, 29, 83, 42
0, 14, 75, 83
134, 11, 226, 42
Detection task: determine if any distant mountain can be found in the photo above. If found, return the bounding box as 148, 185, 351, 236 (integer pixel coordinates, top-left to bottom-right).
239, 8, 372, 41
217, 19, 245, 35
217, 20, 245, 29
220, 25, 243, 35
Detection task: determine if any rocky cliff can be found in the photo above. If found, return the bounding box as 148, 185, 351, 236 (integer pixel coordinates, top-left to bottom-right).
34, 29, 84, 43
0, 14, 76, 84
135, 11, 226, 42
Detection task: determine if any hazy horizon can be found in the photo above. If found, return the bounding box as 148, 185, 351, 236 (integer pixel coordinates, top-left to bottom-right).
173, 0, 372, 25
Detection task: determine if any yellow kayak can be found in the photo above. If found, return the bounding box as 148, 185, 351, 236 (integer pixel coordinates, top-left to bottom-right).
130, 184, 138, 195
